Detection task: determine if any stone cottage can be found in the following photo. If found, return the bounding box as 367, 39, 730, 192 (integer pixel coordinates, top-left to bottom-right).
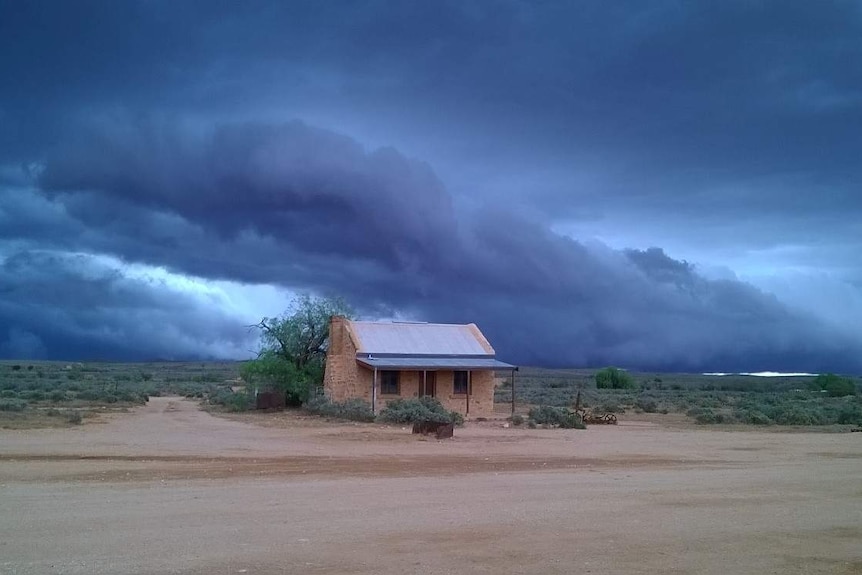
323, 317, 516, 417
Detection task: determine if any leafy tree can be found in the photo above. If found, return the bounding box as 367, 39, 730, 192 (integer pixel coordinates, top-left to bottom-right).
594, 367, 636, 390
243, 295, 354, 404
811, 373, 856, 397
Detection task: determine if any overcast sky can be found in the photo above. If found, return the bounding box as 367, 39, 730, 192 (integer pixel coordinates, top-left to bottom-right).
1, 1, 860, 372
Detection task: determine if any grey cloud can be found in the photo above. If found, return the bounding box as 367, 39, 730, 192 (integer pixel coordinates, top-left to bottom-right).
19, 117, 862, 372
0, 328, 47, 360
0, 249, 252, 361
1, 1, 860, 371
40, 119, 458, 271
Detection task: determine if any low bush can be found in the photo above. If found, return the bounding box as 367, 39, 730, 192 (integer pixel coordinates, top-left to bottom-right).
733, 409, 773, 425
528, 405, 563, 425
769, 405, 819, 426
558, 411, 586, 429
304, 396, 375, 422
209, 389, 251, 412
0, 398, 28, 412
511, 414, 524, 426
836, 403, 862, 425
593, 398, 624, 413
694, 409, 732, 424
635, 395, 659, 413
377, 397, 463, 426
76, 389, 102, 401
21, 390, 45, 401
0, 380, 19, 391
528, 405, 586, 429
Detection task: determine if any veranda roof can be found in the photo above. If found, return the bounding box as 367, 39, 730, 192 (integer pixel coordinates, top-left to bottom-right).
356, 356, 516, 371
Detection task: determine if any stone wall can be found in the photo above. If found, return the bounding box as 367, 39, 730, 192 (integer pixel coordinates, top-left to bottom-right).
375, 369, 495, 418
323, 317, 372, 403
323, 317, 497, 418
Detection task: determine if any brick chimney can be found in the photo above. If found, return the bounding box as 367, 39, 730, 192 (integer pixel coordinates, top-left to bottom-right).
328, 315, 347, 354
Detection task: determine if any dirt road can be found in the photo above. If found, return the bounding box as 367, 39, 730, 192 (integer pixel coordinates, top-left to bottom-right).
1, 397, 860, 574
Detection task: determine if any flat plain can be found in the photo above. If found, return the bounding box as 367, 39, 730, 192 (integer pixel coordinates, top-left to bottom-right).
1, 396, 860, 575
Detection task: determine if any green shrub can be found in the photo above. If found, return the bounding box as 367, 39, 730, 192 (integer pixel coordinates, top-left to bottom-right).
66, 410, 83, 425
733, 409, 773, 425
836, 403, 862, 425
0, 398, 28, 412
511, 414, 525, 426
304, 396, 375, 422
595, 367, 636, 390
0, 390, 17, 398
635, 395, 659, 413
812, 374, 856, 397
77, 389, 101, 401
49, 390, 66, 402
770, 405, 819, 426
209, 389, 250, 412
528, 405, 564, 425
694, 409, 731, 424
528, 405, 585, 429
558, 411, 586, 429
377, 397, 462, 425
527, 420, 537, 429
22, 390, 45, 401
224, 392, 250, 412
0, 380, 19, 391
594, 398, 623, 413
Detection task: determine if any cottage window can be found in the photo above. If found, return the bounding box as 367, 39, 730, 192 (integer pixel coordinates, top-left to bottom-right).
453, 371, 469, 394
380, 371, 400, 395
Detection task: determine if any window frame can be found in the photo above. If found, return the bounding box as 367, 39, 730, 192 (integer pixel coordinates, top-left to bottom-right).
453, 370, 470, 395
379, 370, 400, 395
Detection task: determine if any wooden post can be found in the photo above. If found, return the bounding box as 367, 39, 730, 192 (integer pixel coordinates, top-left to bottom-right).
466, 371, 471, 415
372, 367, 378, 413
511, 369, 516, 417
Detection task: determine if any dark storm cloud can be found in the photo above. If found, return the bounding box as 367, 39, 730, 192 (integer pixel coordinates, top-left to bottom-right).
1, 1, 860, 369
3, 1, 860, 218
39, 118, 458, 270
0, 249, 252, 360
17, 117, 860, 372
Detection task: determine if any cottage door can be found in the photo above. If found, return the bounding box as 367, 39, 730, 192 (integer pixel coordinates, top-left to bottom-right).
420, 371, 437, 398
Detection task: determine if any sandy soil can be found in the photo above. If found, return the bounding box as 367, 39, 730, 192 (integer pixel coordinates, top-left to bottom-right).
1, 397, 860, 575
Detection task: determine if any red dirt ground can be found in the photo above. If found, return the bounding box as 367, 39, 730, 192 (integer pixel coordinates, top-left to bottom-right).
1, 396, 860, 574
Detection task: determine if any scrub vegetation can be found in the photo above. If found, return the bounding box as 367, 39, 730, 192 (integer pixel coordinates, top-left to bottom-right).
3, 359, 859, 429
304, 396, 376, 422
496, 368, 862, 427
0, 360, 241, 428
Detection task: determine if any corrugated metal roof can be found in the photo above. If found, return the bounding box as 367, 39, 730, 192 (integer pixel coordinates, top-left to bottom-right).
356, 357, 517, 370
350, 321, 490, 355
